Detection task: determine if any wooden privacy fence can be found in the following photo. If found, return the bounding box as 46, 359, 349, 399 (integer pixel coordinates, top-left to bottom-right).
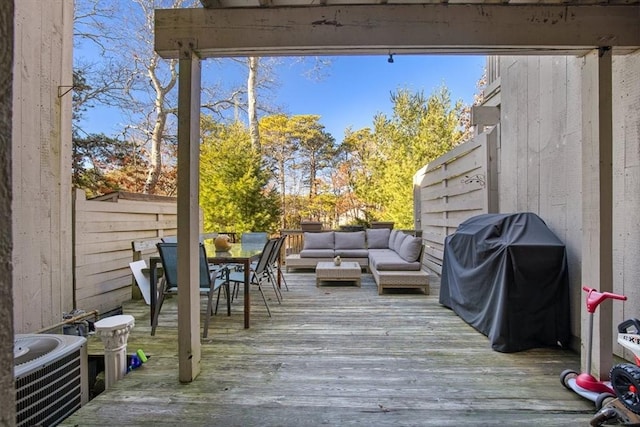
72, 189, 179, 315
414, 127, 499, 275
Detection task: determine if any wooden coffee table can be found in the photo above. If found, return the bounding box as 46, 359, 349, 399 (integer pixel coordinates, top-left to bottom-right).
315, 261, 361, 287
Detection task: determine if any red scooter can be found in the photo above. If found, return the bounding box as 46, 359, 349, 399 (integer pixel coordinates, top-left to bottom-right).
560, 286, 627, 409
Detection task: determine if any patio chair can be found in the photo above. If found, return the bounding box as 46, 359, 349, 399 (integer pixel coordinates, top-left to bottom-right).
266, 235, 289, 293
228, 237, 280, 317
153, 242, 231, 338
245, 234, 287, 297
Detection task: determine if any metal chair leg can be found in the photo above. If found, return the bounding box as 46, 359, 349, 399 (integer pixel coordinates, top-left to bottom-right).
256, 282, 272, 317
151, 291, 166, 336
278, 267, 289, 291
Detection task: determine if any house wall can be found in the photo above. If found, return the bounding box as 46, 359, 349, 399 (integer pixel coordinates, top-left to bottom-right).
611, 52, 640, 360
497, 52, 640, 349
12, 0, 73, 333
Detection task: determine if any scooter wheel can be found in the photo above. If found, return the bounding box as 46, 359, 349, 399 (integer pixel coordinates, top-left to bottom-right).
610, 363, 640, 414
595, 392, 616, 410
560, 369, 578, 390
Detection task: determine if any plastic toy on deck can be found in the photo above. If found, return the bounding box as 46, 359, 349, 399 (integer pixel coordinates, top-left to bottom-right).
560, 286, 626, 409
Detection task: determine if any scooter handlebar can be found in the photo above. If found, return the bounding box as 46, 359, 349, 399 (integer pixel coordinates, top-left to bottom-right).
582, 286, 627, 313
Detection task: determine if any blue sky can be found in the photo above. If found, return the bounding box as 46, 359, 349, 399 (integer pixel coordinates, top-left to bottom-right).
80, 54, 486, 142
270, 55, 485, 140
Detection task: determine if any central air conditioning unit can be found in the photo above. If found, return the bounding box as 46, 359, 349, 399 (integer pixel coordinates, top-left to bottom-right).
14, 334, 88, 427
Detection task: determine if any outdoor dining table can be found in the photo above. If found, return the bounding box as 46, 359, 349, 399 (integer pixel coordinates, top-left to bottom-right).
148, 241, 263, 331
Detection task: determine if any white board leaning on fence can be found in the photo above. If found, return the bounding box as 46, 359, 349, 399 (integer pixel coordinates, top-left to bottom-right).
129, 260, 151, 305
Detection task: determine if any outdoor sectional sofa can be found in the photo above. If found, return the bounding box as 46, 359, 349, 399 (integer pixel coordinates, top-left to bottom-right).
285, 229, 429, 295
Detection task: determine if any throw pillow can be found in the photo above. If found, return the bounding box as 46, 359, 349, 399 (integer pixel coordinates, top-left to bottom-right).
398, 236, 423, 262
303, 231, 334, 250
335, 231, 365, 249
366, 228, 390, 249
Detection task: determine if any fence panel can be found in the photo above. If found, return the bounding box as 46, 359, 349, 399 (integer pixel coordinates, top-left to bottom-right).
414, 127, 498, 275
72, 189, 178, 315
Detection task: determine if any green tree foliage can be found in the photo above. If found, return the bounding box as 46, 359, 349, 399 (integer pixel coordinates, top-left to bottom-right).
259, 114, 297, 216
344, 86, 466, 228
294, 116, 336, 197
260, 114, 332, 227
200, 119, 280, 234
260, 114, 337, 228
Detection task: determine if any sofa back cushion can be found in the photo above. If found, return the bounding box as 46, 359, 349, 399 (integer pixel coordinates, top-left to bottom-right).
393, 232, 409, 252
389, 230, 400, 249
303, 231, 334, 250
366, 228, 390, 249
398, 236, 423, 262
334, 231, 365, 249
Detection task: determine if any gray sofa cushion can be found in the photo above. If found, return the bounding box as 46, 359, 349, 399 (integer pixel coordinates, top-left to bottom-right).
375, 259, 421, 271
369, 249, 421, 271
366, 228, 390, 249
300, 249, 335, 258
335, 231, 365, 249
398, 236, 422, 262
335, 249, 369, 258
303, 231, 334, 249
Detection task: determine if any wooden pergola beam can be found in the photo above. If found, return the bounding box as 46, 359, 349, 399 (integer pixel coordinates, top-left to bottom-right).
155, 4, 640, 58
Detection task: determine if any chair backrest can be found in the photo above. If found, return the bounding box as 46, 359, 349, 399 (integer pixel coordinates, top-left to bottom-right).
241, 232, 268, 246
156, 242, 210, 289
157, 243, 179, 287
267, 235, 285, 267
161, 235, 178, 243
253, 238, 278, 275
198, 244, 212, 288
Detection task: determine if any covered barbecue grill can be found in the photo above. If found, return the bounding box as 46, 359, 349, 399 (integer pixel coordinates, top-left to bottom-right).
439, 212, 571, 352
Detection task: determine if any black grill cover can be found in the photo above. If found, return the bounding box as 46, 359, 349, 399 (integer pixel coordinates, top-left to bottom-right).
439, 212, 570, 352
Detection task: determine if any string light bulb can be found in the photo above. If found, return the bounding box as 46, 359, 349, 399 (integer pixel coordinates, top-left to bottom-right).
387, 53, 394, 63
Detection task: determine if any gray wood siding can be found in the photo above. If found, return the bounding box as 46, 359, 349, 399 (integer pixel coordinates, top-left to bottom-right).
498, 53, 640, 355
612, 52, 640, 362
12, 0, 73, 333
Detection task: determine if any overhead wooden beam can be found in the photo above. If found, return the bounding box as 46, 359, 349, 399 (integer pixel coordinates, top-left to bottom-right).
155, 4, 640, 58
199, 0, 221, 8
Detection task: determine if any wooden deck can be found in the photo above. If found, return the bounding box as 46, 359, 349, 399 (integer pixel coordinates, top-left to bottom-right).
61, 272, 595, 426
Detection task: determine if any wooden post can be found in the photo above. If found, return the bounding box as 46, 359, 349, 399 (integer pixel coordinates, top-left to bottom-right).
0, 1, 15, 424
581, 47, 613, 380
176, 43, 202, 383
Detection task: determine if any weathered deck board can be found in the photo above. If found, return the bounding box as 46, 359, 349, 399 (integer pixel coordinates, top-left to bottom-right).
61, 273, 594, 426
